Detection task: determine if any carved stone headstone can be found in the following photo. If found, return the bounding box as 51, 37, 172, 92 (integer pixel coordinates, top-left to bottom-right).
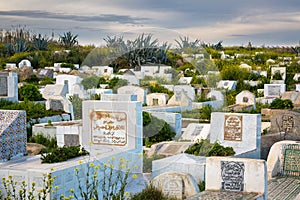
269, 110, 300, 139
162, 175, 183, 199
152, 172, 199, 199
221, 161, 245, 191
82, 100, 143, 174
204, 157, 267, 200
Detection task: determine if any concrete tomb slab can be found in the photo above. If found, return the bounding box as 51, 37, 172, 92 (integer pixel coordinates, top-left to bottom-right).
264, 84, 286, 98
210, 112, 261, 159
187, 156, 267, 200
152, 172, 199, 199
0, 72, 18, 102
117, 85, 147, 104
180, 123, 210, 141
152, 153, 206, 183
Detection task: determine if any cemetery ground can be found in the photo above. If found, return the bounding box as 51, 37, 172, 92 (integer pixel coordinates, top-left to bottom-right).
1, 33, 300, 199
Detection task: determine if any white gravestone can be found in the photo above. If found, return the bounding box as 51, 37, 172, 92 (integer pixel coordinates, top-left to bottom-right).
152, 153, 206, 183
0, 72, 18, 102
180, 123, 210, 141
117, 86, 147, 104
146, 93, 169, 106
271, 67, 286, 80
152, 172, 199, 199
236, 90, 256, 106
174, 85, 195, 101
167, 90, 192, 107
206, 90, 224, 101
264, 84, 286, 98
210, 112, 261, 159
82, 100, 143, 160
203, 156, 267, 199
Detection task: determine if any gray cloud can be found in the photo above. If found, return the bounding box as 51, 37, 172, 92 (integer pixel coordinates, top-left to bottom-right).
0, 10, 148, 24
1, 0, 300, 46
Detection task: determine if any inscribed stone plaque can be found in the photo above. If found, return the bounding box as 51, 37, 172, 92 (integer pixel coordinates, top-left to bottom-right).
224, 115, 243, 141
90, 111, 127, 146
49, 100, 64, 111
221, 161, 245, 191
162, 176, 183, 199
282, 144, 300, 176
0, 77, 8, 96
192, 125, 203, 136
281, 115, 295, 132
64, 134, 79, 147
268, 85, 281, 96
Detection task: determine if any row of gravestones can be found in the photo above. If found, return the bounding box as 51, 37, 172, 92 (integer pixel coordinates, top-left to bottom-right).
151, 111, 300, 199
151, 142, 300, 200
1, 92, 299, 199
0, 95, 145, 198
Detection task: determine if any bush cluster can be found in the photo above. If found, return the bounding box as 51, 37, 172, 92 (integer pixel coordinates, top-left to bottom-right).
28, 134, 57, 151
184, 139, 235, 156
41, 145, 89, 163
0, 100, 63, 122
143, 112, 176, 147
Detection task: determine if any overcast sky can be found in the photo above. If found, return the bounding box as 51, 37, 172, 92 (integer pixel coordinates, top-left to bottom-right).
1, 0, 300, 47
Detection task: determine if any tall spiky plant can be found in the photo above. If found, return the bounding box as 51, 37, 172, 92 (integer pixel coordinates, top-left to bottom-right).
59, 31, 78, 48
32, 34, 49, 50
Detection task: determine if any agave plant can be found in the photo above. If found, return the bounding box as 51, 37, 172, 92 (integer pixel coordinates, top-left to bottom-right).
6, 38, 29, 54
3, 26, 31, 54
175, 36, 200, 50
32, 34, 49, 50
59, 31, 78, 48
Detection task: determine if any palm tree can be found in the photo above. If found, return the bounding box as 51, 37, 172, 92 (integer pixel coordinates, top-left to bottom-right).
59, 31, 78, 48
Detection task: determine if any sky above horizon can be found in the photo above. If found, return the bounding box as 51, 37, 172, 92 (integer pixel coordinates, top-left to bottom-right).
1, 0, 300, 47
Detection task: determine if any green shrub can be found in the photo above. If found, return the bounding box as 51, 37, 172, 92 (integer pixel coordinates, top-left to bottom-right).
28, 134, 57, 151
198, 181, 205, 192
60, 62, 75, 69
0, 100, 64, 122
143, 112, 176, 147
41, 145, 89, 163
132, 184, 177, 200
81, 76, 99, 90
184, 139, 235, 157
148, 84, 174, 97
269, 98, 293, 109
180, 109, 201, 119
19, 84, 43, 101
